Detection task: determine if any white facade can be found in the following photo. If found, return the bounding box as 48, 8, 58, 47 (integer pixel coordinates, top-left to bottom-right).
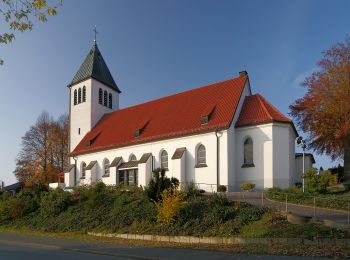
69, 78, 119, 153
64, 75, 298, 191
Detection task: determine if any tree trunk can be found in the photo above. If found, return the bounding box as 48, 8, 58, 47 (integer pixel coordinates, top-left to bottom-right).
344, 134, 350, 189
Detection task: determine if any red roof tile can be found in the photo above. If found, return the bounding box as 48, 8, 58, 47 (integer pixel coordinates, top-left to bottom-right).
71, 76, 248, 156
235, 94, 292, 127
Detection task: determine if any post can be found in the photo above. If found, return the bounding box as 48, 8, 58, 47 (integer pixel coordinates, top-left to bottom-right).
261, 191, 264, 206
313, 197, 316, 219
285, 194, 288, 212
302, 149, 305, 193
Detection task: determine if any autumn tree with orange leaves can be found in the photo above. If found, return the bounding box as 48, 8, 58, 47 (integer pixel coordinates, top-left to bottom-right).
13, 111, 69, 186
290, 37, 350, 186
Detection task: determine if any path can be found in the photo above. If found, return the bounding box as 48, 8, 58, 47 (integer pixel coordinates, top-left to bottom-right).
226, 192, 349, 226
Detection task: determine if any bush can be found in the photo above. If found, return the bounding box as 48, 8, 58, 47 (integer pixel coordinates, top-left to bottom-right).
40, 188, 72, 217
146, 168, 179, 201
217, 185, 227, 192
295, 182, 302, 188
157, 189, 182, 224
186, 182, 200, 197
303, 168, 337, 193
240, 183, 255, 191
0, 189, 40, 220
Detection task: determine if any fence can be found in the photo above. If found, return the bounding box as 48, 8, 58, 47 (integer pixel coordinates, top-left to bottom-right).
178, 182, 350, 227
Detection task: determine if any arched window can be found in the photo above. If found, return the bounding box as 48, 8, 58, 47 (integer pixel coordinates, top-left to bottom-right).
104, 91, 108, 106
108, 93, 112, 109
197, 144, 206, 166
78, 88, 82, 104
74, 89, 77, 105
129, 154, 137, 161
104, 158, 110, 176
82, 86, 86, 102
98, 88, 103, 104
81, 162, 86, 178
243, 138, 254, 166
160, 150, 168, 169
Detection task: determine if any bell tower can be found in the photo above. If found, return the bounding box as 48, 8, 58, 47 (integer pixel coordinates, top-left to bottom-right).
68, 39, 121, 153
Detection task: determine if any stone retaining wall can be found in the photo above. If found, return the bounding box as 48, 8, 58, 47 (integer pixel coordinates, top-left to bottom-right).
88, 232, 350, 246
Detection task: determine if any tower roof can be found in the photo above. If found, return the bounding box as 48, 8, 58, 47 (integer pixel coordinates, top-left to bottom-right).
69, 42, 121, 93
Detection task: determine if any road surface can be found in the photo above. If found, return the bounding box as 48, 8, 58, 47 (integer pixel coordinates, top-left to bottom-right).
0, 232, 322, 259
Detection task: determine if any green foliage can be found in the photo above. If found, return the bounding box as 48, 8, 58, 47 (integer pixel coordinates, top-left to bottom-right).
185, 181, 200, 197
145, 168, 179, 201
303, 168, 337, 193
0, 0, 62, 64
217, 185, 227, 192
0, 189, 39, 220
240, 183, 256, 191
40, 188, 72, 217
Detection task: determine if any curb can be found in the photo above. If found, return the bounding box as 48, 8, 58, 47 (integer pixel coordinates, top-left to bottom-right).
87, 232, 350, 246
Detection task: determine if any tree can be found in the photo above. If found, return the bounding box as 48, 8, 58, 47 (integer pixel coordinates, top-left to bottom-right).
290, 37, 350, 186
14, 111, 69, 186
0, 0, 62, 65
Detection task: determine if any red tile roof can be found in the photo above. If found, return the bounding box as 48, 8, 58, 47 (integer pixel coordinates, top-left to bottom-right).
235, 93, 294, 128
71, 76, 248, 156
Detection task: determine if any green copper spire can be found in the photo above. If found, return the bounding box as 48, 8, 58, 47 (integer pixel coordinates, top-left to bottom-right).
69, 42, 121, 93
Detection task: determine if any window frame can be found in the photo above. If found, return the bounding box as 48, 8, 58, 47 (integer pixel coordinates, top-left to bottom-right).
74, 89, 77, 105
103, 158, 110, 177
195, 144, 207, 167
80, 162, 86, 179
78, 88, 82, 104
242, 137, 255, 168
82, 86, 86, 102
160, 150, 168, 170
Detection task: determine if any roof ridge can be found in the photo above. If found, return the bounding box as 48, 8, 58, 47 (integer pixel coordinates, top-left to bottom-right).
106, 76, 245, 115
255, 93, 273, 120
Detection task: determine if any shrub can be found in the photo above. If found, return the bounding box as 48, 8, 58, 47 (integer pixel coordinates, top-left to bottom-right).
186, 181, 200, 197
40, 188, 72, 217
303, 168, 337, 193
240, 183, 255, 191
146, 168, 179, 201
157, 189, 182, 224
217, 185, 227, 192
295, 182, 302, 188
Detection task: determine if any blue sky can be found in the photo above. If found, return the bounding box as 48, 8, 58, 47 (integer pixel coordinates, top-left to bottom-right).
0, 0, 349, 184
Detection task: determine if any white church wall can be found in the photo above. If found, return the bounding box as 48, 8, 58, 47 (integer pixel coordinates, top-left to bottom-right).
235, 124, 273, 190
71, 131, 223, 192
272, 124, 296, 188
227, 80, 252, 191
70, 79, 119, 156
70, 79, 93, 152
90, 80, 119, 129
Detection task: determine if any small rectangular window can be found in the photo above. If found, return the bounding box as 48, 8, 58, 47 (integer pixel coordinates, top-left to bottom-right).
78, 128, 80, 135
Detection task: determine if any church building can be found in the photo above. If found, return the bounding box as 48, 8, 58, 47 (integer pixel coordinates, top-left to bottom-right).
63, 41, 298, 191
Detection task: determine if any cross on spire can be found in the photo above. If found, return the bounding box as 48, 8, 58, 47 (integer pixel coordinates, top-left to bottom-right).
93, 25, 98, 43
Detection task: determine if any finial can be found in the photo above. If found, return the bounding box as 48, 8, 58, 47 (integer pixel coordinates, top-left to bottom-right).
93, 25, 98, 44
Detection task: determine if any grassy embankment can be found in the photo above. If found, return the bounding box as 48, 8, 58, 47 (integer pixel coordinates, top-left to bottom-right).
0, 183, 348, 240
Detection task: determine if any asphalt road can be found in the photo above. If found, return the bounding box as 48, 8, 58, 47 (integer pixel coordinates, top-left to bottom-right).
0, 233, 323, 260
